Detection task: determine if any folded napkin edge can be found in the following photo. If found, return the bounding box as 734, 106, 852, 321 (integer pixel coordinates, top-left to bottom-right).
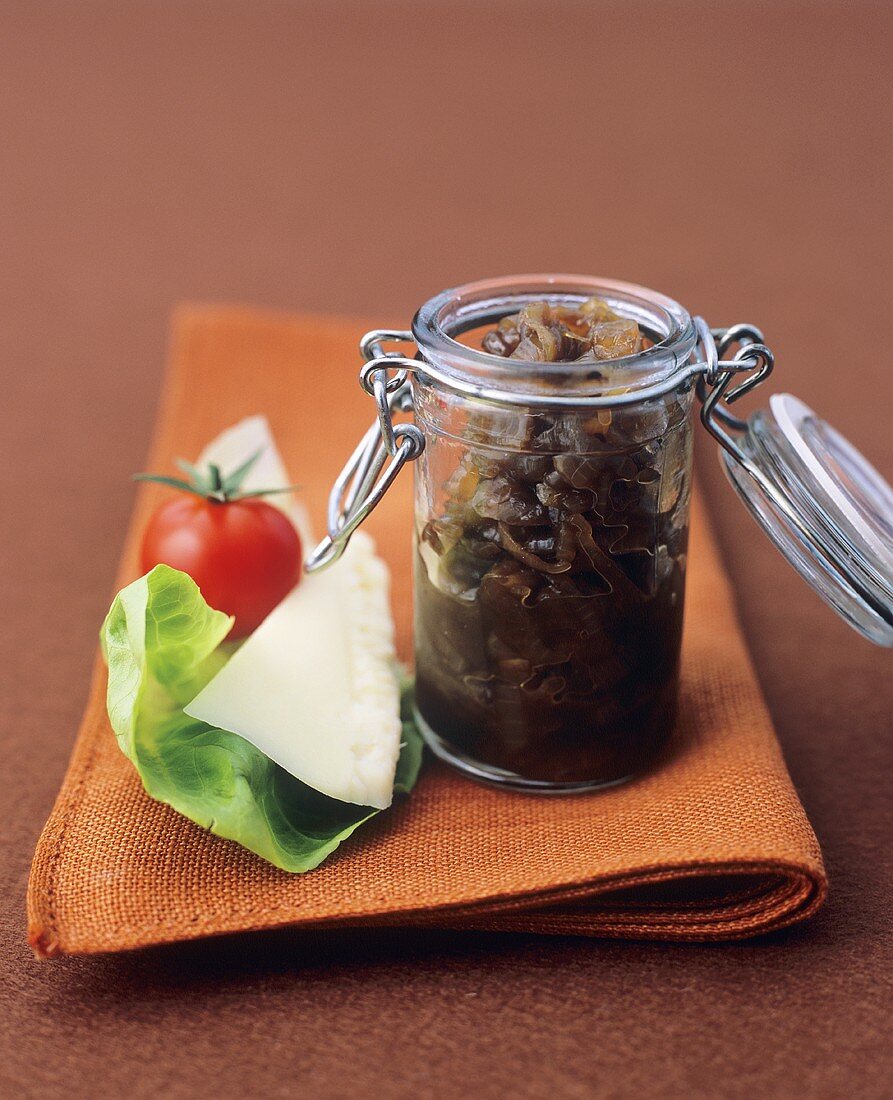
29, 845, 827, 958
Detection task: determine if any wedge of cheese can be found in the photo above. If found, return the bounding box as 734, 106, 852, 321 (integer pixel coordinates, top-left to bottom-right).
185, 418, 402, 810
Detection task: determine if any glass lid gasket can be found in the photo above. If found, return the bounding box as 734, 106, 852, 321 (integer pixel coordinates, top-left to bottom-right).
744, 438, 893, 618
730, 422, 893, 638
747, 404, 893, 606
800, 415, 893, 543
409, 275, 701, 408
769, 395, 893, 584
721, 450, 893, 645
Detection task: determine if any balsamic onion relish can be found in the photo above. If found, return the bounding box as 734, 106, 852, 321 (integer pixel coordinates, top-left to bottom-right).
414, 299, 691, 784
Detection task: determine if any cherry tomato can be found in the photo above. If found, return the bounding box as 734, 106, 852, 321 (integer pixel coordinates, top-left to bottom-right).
141, 496, 302, 639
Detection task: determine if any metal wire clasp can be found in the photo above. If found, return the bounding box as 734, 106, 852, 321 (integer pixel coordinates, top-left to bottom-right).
304, 330, 425, 573
693, 316, 774, 459
692, 316, 870, 589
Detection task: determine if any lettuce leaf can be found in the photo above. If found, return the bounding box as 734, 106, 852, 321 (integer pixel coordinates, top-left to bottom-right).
101, 564, 422, 873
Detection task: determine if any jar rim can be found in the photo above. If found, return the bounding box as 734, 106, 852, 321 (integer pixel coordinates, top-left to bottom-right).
411, 274, 698, 400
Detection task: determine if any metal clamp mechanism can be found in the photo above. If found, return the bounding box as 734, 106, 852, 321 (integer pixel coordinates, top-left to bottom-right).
694, 316, 774, 459
305, 316, 779, 574
304, 330, 425, 573
695, 319, 840, 572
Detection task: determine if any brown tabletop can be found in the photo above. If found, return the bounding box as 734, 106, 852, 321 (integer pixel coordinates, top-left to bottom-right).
2, 3, 891, 1097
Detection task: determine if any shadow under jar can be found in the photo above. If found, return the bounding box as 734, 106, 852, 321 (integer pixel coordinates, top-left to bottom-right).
410, 277, 697, 791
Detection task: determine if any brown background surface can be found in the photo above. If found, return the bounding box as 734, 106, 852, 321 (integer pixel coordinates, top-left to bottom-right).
1, 2, 891, 1098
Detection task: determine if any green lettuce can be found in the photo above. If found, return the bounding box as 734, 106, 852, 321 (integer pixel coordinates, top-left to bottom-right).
101, 564, 422, 873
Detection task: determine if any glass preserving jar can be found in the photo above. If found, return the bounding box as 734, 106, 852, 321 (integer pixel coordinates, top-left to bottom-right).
307, 275, 893, 793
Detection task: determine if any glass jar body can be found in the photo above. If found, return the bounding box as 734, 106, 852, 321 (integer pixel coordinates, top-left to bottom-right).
307, 273, 891, 791
411, 375, 695, 790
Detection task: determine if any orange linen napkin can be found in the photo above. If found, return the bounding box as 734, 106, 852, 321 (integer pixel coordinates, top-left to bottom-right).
27, 307, 826, 956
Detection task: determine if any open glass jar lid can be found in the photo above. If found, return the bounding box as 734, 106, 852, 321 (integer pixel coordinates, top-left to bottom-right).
719, 392, 893, 645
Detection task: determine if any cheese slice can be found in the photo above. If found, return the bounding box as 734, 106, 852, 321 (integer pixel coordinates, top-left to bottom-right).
185, 419, 402, 810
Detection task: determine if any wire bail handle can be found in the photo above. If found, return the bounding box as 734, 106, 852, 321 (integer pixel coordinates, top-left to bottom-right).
304, 330, 425, 573
692, 318, 843, 567
694, 317, 775, 461
690, 318, 844, 556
